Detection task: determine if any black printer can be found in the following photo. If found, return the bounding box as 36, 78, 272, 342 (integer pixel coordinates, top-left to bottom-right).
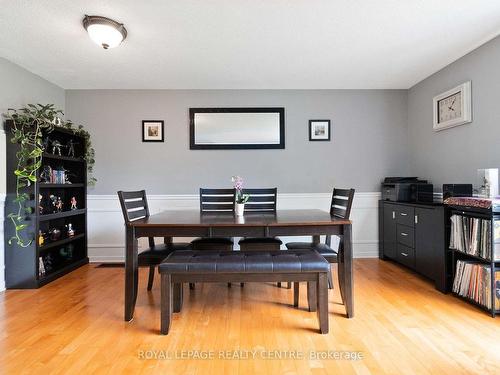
382, 177, 433, 203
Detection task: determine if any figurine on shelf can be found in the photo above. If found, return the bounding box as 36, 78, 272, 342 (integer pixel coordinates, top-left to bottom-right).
42, 137, 51, 152
66, 139, 78, 158
38, 230, 45, 246
48, 228, 61, 241
51, 140, 63, 156
49, 195, 57, 212
56, 197, 64, 212
38, 194, 44, 214
70, 196, 78, 210
40, 165, 53, 183
66, 223, 75, 237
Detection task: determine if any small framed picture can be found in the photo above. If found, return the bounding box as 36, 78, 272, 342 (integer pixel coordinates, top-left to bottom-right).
142, 120, 164, 142
309, 120, 331, 141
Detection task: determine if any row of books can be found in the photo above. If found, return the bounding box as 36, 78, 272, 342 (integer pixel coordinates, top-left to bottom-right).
453, 260, 500, 311
449, 214, 500, 261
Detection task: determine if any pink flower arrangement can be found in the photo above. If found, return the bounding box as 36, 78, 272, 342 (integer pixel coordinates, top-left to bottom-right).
232, 175, 249, 204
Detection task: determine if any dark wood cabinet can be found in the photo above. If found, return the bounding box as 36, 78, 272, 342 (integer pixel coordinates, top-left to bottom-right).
379, 201, 447, 292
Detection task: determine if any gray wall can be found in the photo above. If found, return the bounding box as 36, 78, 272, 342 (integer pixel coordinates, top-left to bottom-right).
408, 36, 500, 190
0, 57, 66, 194
65, 89, 409, 194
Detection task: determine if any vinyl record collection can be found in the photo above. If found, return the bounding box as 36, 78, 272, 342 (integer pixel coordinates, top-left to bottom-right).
453, 260, 500, 311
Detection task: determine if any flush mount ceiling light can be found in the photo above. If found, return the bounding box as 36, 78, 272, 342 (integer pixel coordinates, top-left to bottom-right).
83, 15, 127, 49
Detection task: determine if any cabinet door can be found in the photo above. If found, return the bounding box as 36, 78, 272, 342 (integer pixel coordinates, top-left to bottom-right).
383, 204, 397, 259
414, 207, 437, 280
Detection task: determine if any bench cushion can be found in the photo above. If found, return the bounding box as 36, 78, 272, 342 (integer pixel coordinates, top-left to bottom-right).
159, 250, 329, 274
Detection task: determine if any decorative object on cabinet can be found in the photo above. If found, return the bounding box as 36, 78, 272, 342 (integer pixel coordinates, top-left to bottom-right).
4, 113, 89, 289
443, 184, 473, 200
3, 103, 95, 249
433, 81, 472, 131
189, 107, 285, 150
379, 201, 448, 292
477, 168, 498, 198
142, 120, 164, 142
309, 120, 331, 141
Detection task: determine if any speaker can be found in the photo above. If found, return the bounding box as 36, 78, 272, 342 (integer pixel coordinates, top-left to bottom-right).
443, 184, 473, 200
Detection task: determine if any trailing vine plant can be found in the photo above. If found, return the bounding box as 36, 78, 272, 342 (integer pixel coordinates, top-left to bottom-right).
3, 104, 96, 247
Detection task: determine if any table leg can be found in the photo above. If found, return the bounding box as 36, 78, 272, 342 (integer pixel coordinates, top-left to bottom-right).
293, 282, 299, 307
125, 225, 138, 321
342, 223, 354, 318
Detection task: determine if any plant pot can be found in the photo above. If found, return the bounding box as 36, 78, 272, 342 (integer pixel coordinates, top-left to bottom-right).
235, 203, 245, 216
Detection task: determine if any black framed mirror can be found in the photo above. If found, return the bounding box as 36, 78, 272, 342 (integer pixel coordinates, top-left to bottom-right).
189, 107, 285, 150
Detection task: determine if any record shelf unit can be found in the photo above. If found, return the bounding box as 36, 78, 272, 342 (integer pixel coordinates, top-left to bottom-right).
448, 203, 500, 317
4, 122, 88, 288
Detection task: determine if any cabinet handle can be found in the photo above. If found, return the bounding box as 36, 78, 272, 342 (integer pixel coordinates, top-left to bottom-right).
401, 252, 408, 257
392, 211, 395, 219
415, 215, 418, 224
400, 212, 408, 216
400, 232, 408, 236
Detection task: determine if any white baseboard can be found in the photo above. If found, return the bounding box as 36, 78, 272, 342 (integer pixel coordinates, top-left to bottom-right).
87, 192, 380, 262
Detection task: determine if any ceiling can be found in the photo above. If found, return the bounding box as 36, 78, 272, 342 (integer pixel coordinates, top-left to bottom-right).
1, 0, 500, 89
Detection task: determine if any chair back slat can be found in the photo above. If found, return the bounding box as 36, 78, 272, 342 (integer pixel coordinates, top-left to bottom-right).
118, 190, 154, 247
329, 188, 355, 219
119, 191, 145, 200
241, 188, 277, 212
127, 208, 149, 221
200, 188, 236, 212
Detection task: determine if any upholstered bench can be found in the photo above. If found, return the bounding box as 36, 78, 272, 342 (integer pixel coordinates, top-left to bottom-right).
158, 250, 330, 335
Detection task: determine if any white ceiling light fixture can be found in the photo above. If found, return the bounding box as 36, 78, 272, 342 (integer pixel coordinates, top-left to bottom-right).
83, 15, 127, 49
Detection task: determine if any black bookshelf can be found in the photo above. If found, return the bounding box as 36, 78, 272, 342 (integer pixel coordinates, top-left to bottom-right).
448, 204, 500, 317
4, 122, 89, 288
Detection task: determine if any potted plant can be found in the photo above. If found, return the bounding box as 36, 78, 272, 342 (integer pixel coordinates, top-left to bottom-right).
232, 176, 249, 216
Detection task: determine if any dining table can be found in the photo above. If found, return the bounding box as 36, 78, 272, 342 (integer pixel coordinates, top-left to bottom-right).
123, 209, 353, 321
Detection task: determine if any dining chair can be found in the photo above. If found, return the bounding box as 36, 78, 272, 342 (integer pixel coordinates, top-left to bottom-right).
237, 188, 286, 287
286, 188, 355, 301
238, 188, 282, 251
190, 188, 236, 250
117, 190, 192, 291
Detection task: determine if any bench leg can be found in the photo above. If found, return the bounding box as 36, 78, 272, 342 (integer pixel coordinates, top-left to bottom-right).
161, 274, 172, 335
287, 282, 292, 289
307, 281, 317, 312
173, 283, 183, 313
317, 272, 329, 334
293, 282, 299, 307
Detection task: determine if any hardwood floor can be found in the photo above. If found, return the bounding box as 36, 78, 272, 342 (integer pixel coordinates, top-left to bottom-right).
0, 259, 499, 374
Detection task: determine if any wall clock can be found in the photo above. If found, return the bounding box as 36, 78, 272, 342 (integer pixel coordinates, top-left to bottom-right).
433, 81, 472, 131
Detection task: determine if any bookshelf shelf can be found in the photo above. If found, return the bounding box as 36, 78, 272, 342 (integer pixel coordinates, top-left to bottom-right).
42, 152, 84, 163
39, 233, 86, 251
39, 183, 85, 188
39, 209, 86, 222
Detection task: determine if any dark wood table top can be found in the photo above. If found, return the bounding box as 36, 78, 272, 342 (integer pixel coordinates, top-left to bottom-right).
130, 209, 351, 227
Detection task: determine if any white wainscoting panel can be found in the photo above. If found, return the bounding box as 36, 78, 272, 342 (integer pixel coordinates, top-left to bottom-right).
88, 192, 380, 262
